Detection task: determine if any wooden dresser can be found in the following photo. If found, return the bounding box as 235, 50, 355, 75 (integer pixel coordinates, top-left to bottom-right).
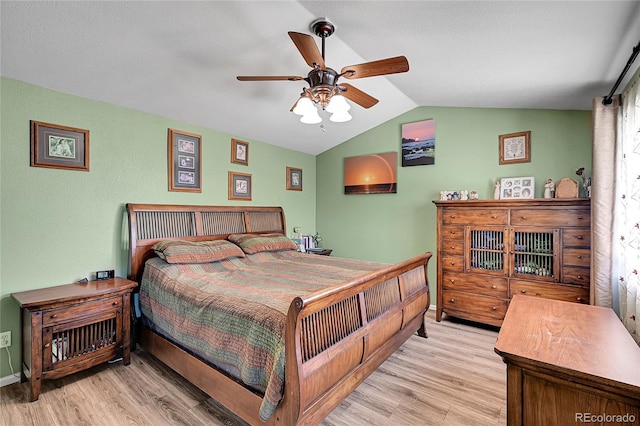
433, 198, 591, 326
12, 278, 137, 401
495, 295, 640, 425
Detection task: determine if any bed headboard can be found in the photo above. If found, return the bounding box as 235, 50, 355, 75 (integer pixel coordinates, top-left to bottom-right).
126, 203, 287, 283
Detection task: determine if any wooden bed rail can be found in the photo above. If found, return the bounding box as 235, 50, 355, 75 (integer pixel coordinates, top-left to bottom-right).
280, 253, 432, 425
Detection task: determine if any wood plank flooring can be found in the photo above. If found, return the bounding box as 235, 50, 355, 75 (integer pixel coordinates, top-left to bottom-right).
0, 311, 506, 425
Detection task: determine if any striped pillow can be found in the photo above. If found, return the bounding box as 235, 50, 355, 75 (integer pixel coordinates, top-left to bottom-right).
153, 239, 245, 264
227, 233, 298, 254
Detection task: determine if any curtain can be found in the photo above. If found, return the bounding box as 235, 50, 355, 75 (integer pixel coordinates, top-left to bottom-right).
617, 68, 640, 343
592, 66, 640, 344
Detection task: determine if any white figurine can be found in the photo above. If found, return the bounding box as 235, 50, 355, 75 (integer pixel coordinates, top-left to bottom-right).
460, 190, 468, 200
544, 178, 555, 199
494, 181, 501, 200
440, 191, 447, 201
469, 191, 479, 200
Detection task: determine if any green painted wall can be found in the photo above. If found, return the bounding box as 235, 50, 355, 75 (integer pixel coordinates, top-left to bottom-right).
0, 77, 316, 379
316, 106, 592, 299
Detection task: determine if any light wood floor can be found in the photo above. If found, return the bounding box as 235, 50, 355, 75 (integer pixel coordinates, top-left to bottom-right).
0, 311, 506, 426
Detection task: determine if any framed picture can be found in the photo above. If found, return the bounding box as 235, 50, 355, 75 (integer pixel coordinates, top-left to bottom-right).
500, 176, 535, 199
286, 167, 303, 191
168, 128, 201, 192
344, 152, 397, 194
401, 119, 435, 166
228, 171, 252, 201
499, 131, 531, 164
231, 138, 249, 165
30, 120, 90, 171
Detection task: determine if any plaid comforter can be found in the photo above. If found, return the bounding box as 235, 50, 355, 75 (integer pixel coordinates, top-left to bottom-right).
139, 250, 386, 420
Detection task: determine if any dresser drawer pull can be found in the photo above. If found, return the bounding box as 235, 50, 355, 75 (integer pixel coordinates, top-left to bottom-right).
44, 343, 50, 348
449, 279, 455, 283
577, 255, 583, 259
449, 261, 456, 266
577, 297, 583, 302
449, 215, 456, 219
491, 306, 497, 311
521, 289, 527, 294
450, 245, 456, 249
577, 215, 583, 220
449, 298, 455, 303
491, 215, 497, 219
577, 275, 583, 280
491, 285, 497, 289
449, 230, 456, 235
576, 235, 584, 240
50, 314, 57, 319
521, 216, 527, 220
112, 301, 119, 306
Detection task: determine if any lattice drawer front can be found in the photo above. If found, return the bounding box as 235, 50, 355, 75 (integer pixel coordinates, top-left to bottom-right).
135, 211, 195, 239
470, 230, 504, 271
513, 231, 554, 277
201, 211, 246, 235
300, 295, 361, 362
51, 318, 117, 364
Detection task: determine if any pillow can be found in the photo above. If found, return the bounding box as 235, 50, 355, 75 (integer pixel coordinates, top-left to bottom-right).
153, 239, 245, 264
227, 233, 298, 254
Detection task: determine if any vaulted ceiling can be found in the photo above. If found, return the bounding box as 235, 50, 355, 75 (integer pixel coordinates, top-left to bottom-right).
2, 1, 639, 155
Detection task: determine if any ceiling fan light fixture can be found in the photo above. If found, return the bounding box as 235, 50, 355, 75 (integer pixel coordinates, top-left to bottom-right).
329, 110, 352, 123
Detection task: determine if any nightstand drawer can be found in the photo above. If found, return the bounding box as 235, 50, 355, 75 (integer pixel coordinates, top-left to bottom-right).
443, 208, 507, 225
511, 209, 590, 227
43, 297, 121, 327
442, 272, 507, 297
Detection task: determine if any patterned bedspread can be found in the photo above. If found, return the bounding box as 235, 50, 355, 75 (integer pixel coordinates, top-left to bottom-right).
139, 250, 386, 420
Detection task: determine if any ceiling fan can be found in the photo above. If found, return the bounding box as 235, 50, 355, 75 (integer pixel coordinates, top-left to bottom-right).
236, 18, 409, 124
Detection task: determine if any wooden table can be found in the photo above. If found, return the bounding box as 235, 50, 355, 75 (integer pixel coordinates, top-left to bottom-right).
495, 295, 640, 425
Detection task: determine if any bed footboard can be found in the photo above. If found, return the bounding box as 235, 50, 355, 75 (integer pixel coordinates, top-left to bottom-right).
276, 252, 432, 425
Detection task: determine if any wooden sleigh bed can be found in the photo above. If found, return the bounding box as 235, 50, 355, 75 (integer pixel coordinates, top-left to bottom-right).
126, 203, 432, 425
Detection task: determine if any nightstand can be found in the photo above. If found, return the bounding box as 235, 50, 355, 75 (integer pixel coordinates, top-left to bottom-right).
11, 277, 137, 401
307, 248, 332, 256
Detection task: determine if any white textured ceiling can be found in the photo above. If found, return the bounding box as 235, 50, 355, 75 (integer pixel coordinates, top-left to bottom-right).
2, 1, 639, 155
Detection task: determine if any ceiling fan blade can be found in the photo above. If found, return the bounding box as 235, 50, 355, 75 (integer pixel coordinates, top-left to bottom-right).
288, 32, 325, 69
341, 83, 379, 109
340, 56, 409, 79
237, 75, 304, 81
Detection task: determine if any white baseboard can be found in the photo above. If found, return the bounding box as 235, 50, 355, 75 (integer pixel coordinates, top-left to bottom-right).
0, 373, 20, 387
429, 304, 436, 311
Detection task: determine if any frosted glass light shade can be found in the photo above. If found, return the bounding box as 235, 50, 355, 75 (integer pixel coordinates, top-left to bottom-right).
330, 110, 352, 122
292, 96, 316, 116
300, 109, 322, 124
325, 94, 350, 113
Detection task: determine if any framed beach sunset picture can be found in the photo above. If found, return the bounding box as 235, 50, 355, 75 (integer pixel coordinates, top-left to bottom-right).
401, 119, 435, 166
344, 152, 397, 195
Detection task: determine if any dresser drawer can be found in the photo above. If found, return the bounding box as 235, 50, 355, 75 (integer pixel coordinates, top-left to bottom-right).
42, 297, 121, 327
562, 266, 590, 286
563, 228, 591, 248
510, 209, 590, 227
441, 256, 464, 272
443, 208, 507, 225
442, 272, 507, 297
441, 240, 463, 256
442, 290, 508, 320
563, 248, 590, 267
510, 280, 589, 304
441, 225, 464, 240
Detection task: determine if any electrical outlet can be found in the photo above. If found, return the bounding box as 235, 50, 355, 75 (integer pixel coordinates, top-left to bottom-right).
0, 331, 11, 348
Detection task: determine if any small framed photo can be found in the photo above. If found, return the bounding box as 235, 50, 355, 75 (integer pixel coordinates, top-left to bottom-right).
231, 138, 249, 165
286, 167, 303, 191
30, 120, 90, 171
168, 128, 201, 192
499, 131, 531, 165
228, 171, 252, 201
500, 176, 535, 199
